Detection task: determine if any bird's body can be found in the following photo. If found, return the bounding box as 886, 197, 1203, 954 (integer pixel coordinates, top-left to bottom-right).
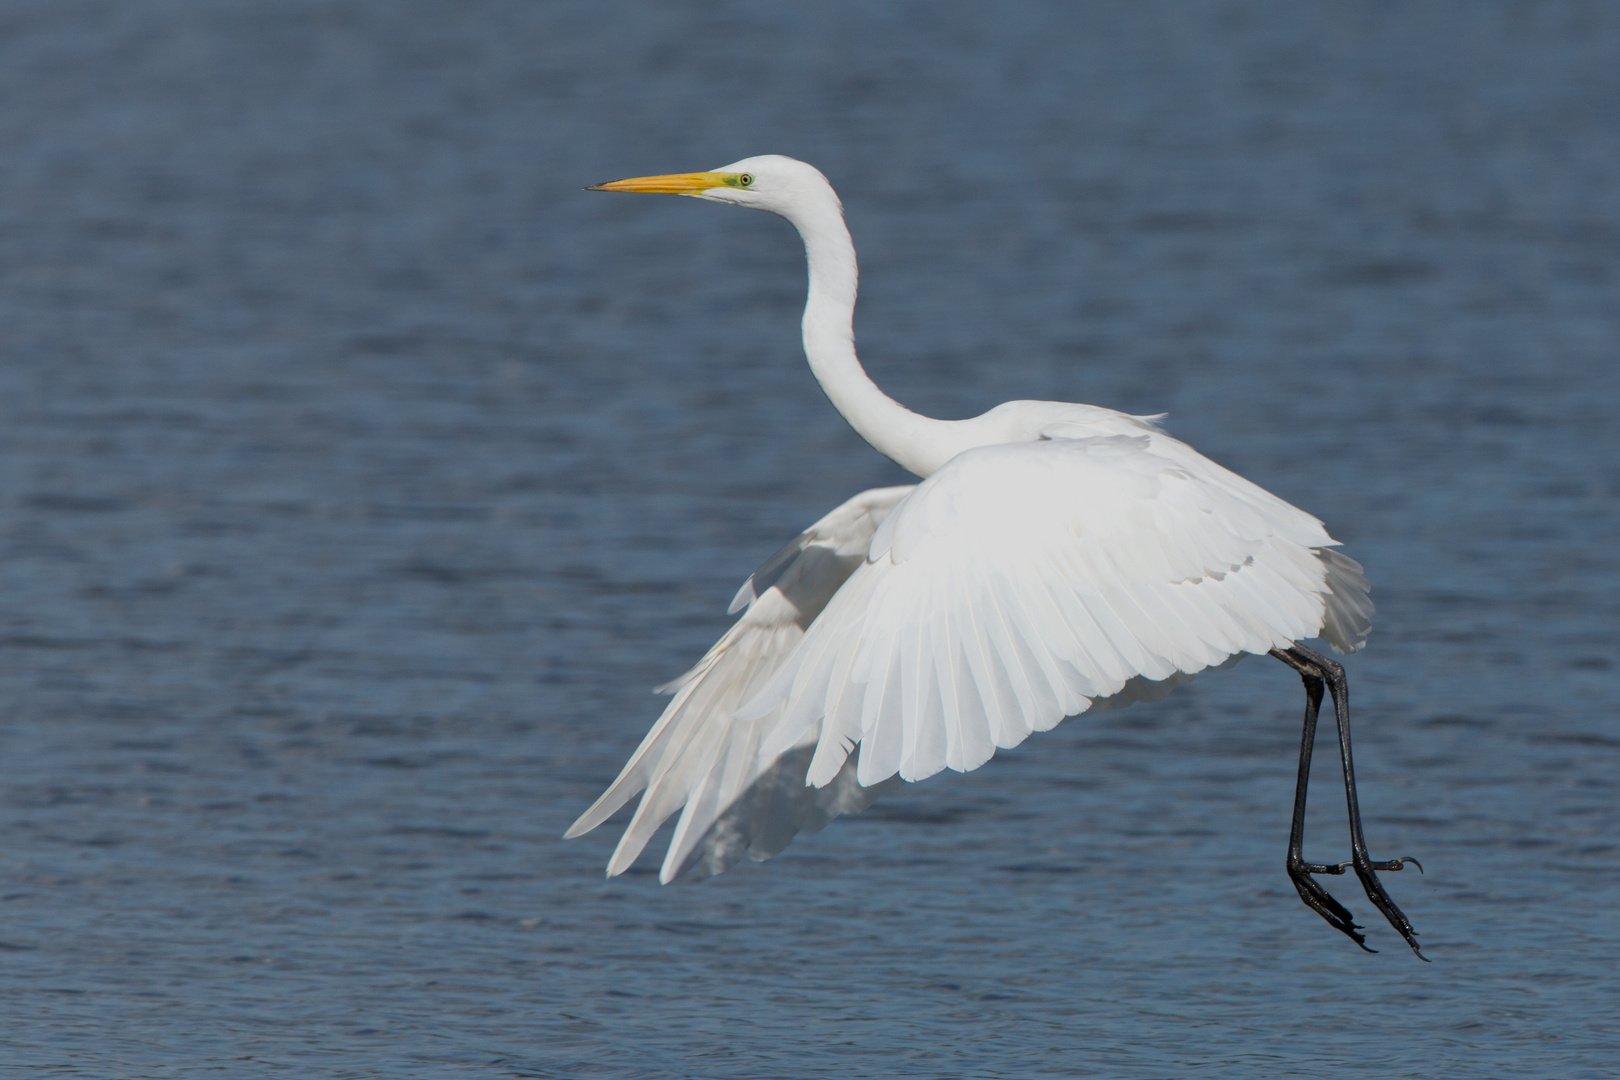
569, 156, 1421, 956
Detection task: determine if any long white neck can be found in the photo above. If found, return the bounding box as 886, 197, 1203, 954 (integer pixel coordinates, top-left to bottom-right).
782, 196, 967, 478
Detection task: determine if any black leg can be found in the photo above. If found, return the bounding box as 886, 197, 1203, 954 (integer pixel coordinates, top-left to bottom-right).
1270, 645, 1426, 960
1271, 648, 1368, 949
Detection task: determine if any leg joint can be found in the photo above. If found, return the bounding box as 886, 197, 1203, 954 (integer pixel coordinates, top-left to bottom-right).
1283, 642, 1344, 685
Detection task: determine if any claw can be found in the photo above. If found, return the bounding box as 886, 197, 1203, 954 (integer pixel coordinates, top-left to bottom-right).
1288, 862, 1370, 950
1350, 861, 1428, 962
1367, 854, 1419, 874
1363, 855, 1423, 873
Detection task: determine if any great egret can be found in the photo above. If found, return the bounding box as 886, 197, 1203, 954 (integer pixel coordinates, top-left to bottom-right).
568, 155, 1422, 958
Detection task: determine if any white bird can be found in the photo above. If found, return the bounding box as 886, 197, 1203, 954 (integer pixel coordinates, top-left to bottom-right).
568, 155, 1423, 957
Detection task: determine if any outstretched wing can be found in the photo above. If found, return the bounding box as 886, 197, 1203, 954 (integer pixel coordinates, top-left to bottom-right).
564, 486, 914, 882
742, 427, 1373, 790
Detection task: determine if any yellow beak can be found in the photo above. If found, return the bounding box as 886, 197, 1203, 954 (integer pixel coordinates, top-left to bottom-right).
587, 171, 736, 194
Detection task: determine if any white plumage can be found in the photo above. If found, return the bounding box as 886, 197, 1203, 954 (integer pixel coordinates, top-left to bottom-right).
566, 486, 913, 881
751, 422, 1371, 794
567, 156, 1372, 886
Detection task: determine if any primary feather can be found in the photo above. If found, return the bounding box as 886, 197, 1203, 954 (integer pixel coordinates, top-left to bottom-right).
563, 487, 912, 882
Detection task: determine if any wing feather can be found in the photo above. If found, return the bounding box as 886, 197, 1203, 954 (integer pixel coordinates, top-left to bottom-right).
565, 486, 914, 880
741, 430, 1373, 793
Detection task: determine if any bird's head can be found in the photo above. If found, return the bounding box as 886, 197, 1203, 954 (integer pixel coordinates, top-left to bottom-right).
588, 155, 840, 221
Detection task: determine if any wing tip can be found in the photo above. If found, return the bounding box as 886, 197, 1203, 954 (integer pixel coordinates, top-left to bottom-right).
727, 581, 756, 616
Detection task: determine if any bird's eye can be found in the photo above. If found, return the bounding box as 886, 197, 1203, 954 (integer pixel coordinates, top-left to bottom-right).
739, 174, 754, 187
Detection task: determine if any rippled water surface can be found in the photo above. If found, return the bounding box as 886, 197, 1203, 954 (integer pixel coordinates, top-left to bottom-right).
1, 3, 1617, 1076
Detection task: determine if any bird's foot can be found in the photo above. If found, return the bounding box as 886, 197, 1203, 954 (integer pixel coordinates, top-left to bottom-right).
1351, 855, 1427, 961
1290, 854, 1426, 960
1287, 858, 1369, 951
1319, 855, 1423, 875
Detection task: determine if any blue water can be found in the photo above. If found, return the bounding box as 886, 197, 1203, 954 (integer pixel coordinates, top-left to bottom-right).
1, 2, 1616, 1076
